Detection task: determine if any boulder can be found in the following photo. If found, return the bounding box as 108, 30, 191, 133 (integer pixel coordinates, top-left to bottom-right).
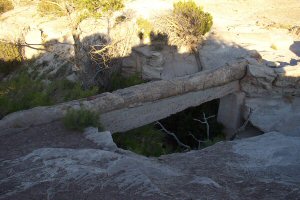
84, 128, 117, 151
241, 64, 300, 97
244, 97, 300, 136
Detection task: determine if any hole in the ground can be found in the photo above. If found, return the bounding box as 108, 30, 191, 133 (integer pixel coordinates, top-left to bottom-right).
113, 99, 225, 157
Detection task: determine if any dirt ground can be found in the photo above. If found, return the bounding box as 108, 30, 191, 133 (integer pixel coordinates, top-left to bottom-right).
128, 0, 300, 67
198, 0, 300, 64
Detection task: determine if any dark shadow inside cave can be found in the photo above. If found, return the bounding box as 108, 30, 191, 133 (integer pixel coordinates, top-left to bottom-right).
113, 99, 225, 157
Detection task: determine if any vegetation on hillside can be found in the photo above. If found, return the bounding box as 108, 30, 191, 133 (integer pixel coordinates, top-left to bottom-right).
0, 69, 145, 118
0, 0, 13, 15
0, 42, 23, 75
0, 73, 98, 118
157, 0, 213, 70
63, 108, 100, 131
38, 0, 66, 17
108, 72, 144, 91
37, 0, 125, 88
37, 0, 124, 20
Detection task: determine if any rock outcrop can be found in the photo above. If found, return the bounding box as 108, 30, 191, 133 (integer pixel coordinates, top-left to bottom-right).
0, 60, 247, 133
241, 64, 300, 97
240, 62, 300, 134
0, 126, 299, 199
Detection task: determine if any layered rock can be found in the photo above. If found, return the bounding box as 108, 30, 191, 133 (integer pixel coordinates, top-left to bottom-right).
241, 63, 300, 97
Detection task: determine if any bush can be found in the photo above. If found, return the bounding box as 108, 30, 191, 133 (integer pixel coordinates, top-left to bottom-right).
157, 0, 213, 70
46, 79, 98, 102
0, 73, 51, 118
97, 0, 124, 14
0, 73, 98, 118
170, 0, 213, 50
0, 42, 23, 75
37, 0, 66, 17
109, 72, 144, 91
0, 0, 13, 14
38, 0, 124, 17
63, 108, 100, 131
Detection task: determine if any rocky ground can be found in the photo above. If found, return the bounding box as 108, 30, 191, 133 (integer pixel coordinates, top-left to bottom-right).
0, 125, 300, 199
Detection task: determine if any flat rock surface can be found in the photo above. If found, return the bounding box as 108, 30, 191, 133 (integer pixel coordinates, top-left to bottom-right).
1, 122, 300, 200
129, 0, 300, 69
245, 97, 300, 135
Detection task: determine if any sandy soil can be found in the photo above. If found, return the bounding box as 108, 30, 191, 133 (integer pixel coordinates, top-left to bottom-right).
128, 0, 300, 68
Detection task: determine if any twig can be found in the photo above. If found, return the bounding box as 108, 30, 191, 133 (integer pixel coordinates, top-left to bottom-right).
193, 112, 215, 140
156, 121, 191, 150
188, 132, 205, 150
230, 108, 253, 140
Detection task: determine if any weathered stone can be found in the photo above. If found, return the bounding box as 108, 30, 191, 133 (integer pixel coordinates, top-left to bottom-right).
148, 52, 164, 67
142, 64, 163, 80
265, 60, 280, 68
66, 73, 78, 82
217, 92, 245, 138
1, 130, 299, 200
241, 64, 300, 97
0, 61, 247, 132
247, 64, 276, 80
244, 97, 300, 136
248, 49, 262, 60
102, 81, 239, 133
84, 128, 117, 151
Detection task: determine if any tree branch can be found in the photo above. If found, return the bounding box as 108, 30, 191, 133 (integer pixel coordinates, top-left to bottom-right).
188, 132, 205, 150
156, 121, 191, 150
230, 108, 253, 140
193, 112, 215, 140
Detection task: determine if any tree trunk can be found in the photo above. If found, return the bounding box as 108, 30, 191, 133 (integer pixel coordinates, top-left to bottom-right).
72, 32, 84, 70
192, 48, 203, 71
72, 31, 94, 88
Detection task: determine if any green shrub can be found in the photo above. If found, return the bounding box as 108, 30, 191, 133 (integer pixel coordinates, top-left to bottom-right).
0, 73, 51, 118
0, 42, 23, 75
173, 0, 213, 41
158, 0, 213, 70
109, 72, 144, 91
46, 79, 98, 103
113, 124, 174, 157
0, 74, 98, 118
0, 0, 13, 14
169, 0, 213, 50
38, 0, 124, 18
63, 108, 100, 131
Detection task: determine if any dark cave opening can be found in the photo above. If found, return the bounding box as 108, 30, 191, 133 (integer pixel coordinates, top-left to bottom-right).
113, 99, 225, 157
